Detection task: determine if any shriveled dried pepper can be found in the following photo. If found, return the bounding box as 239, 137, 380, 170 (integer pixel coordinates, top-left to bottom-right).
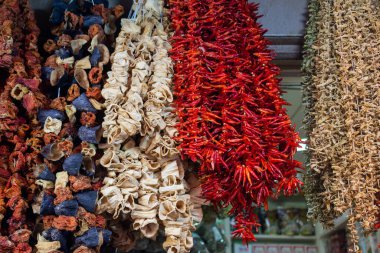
169, 0, 302, 242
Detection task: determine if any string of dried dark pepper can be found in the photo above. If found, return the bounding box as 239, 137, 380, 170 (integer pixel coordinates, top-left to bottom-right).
30, 1, 124, 252
0, 0, 48, 252
169, 0, 302, 242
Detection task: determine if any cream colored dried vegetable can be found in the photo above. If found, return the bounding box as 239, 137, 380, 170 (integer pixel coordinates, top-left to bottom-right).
98, 1, 202, 252
304, 0, 380, 250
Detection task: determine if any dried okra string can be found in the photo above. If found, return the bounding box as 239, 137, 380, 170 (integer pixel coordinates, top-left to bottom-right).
305, 0, 340, 227
31, 1, 124, 252
0, 0, 47, 251
169, 0, 301, 242
302, 0, 325, 224
98, 1, 202, 252
304, 0, 380, 250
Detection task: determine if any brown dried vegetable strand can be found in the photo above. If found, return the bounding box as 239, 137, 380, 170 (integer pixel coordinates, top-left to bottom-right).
302, 0, 322, 224
333, 0, 380, 246
305, 0, 380, 250
306, 0, 338, 227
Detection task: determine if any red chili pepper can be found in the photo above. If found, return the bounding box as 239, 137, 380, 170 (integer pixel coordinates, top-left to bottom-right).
169, 0, 302, 242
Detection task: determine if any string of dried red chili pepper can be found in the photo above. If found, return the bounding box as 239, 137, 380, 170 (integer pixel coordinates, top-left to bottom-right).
0, 0, 48, 252
169, 0, 302, 242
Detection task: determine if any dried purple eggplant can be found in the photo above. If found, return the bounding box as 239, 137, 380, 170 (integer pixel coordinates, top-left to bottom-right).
42, 228, 68, 252
54, 200, 79, 216
41, 143, 65, 161
55, 48, 71, 59
75, 191, 97, 213
90, 47, 101, 67
72, 94, 97, 112
42, 66, 54, 80
78, 125, 101, 144
40, 194, 55, 215
100, 229, 112, 244
38, 109, 66, 124
63, 153, 83, 176
37, 167, 56, 182
83, 15, 104, 28
74, 228, 99, 248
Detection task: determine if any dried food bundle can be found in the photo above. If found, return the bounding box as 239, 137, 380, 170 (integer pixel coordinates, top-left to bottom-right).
0, 0, 48, 252
0, 0, 17, 68
31, 1, 124, 252
302, 0, 339, 227
98, 1, 202, 252
303, 0, 380, 250
169, 0, 302, 242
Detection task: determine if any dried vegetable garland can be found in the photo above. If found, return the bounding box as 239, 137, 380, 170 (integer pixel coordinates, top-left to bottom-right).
0, 0, 17, 68
0, 0, 47, 251
302, 0, 322, 224
304, 0, 380, 249
98, 1, 201, 252
28, 1, 124, 252
302, 0, 339, 227
169, 0, 302, 242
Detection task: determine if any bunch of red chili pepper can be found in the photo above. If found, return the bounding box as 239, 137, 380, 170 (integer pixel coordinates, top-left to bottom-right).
0, 0, 48, 252
169, 0, 302, 242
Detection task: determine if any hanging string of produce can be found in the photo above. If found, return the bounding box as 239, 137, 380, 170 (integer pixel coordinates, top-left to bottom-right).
304, 0, 380, 250
302, 0, 323, 225
29, 1, 124, 252
0, 0, 48, 251
98, 0, 203, 251
0, 0, 17, 68
169, 0, 302, 242
302, 0, 340, 228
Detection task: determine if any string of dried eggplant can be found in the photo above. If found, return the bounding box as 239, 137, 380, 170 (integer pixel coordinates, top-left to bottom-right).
30, 1, 124, 252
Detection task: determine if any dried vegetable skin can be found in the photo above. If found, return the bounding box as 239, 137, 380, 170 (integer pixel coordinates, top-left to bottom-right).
30, 1, 124, 252
0, 0, 48, 251
304, 0, 380, 250
98, 1, 202, 252
169, 0, 301, 242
